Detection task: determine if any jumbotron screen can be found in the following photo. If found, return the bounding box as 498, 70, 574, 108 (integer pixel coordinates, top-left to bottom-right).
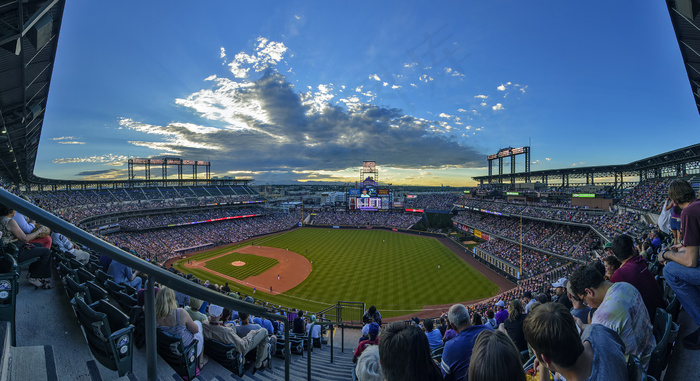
356, 197, 382, 210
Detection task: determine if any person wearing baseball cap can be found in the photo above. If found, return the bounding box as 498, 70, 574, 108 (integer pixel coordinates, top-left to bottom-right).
494, 300, 508, 326
353, 322, 379, 363
552, 278, 573, 310
202, 304, 271, 373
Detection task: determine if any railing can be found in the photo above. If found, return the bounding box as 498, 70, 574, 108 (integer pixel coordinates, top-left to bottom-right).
0, 188, 311, 381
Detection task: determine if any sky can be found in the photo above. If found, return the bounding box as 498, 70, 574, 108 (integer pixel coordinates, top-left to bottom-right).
34, 1, 700, 186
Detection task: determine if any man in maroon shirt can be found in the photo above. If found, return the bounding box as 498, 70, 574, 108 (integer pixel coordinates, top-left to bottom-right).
610, 234, 666, 320
660, 179, 700, 350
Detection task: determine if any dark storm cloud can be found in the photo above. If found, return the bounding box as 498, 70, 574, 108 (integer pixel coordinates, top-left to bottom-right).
123, 70, 485, 176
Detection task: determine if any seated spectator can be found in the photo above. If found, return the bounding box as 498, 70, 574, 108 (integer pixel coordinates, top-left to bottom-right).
523, 302, 628, 380
379, 322, 442, 381
568, 265, 655, 370
355, 345, 382, 381
0, 203, 53, 289
423, 318, 443, 350
363, 305, 382, 327
566, 283, 591, 324
201, 305, 269, 372
12, 196, 51, 249
354, 322, 379, 363
494, 300, 508, 326
485, 310, 497, 330
468, 330, 526, 381
155, 287, 205, 368
610, 234, 665, 320
441, 304, 492, 381
552, 278, 573, 310
499, 299, 528, 353
522, 291, 535, 314
602, 255, 621, 280
50, 231, 89, 264
184, 297, 208, 324
107, 259, 143, 289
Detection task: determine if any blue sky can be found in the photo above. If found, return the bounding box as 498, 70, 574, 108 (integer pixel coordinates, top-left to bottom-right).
34, 1, 698, 186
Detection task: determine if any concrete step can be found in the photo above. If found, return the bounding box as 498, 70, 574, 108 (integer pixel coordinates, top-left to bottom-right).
8, 345, 57, 381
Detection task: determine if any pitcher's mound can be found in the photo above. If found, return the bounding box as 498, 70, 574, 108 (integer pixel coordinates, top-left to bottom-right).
231, 261, 246, 267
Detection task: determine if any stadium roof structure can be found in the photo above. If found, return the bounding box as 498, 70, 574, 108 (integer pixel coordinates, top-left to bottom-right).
666, 0, 700, 115
472, 143, 700, 186
0, 0, 65, 184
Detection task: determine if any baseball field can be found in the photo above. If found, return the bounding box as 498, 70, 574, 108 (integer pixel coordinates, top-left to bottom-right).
172, 228, 500, 318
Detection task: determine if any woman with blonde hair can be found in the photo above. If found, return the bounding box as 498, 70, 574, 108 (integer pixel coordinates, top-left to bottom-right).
468, 330, 526, 381
155, 287, 206, 368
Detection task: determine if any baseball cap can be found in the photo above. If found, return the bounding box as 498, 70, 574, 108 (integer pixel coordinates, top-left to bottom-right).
552, 278, 567, 288
208, 304, 224, 317
495, 300, 505, 307
604, 242, 613, 249
368, 322, 379, 336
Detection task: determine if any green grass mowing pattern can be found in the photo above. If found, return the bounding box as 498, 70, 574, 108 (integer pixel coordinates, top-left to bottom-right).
174, 228, 499, 318
204, 253, 278, 280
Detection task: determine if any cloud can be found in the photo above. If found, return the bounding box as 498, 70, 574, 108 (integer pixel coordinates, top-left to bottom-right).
227, 37, 288, 78
53, 154, 130, 166
404, 62, 418, 68
220, 47, 226, 59
474, 95, 488, 99
546, 157, 551, 161
294, 14, 301, 20
444, 67, 464, 77
492, 103, 504, 111
497, 84, 506, 91
457, 108, 467, 113
571, 161, 586, 167
419, 74, 434, 82
118, 61, 485, 178
369, 74, 381, 82
52, 136, 85, 145
391, 85, 401, 89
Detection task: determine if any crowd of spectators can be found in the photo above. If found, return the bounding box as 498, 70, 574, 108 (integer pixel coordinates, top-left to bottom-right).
119, 207, 267, 229
477, 239, 568, 279
403, 193, 460, 211
618, 178, 673, 212
105, 212, 305, 264
29, 187, 261, 224
311, 211, 422, 229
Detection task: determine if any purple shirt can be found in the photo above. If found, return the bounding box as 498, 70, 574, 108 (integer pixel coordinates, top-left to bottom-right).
495, 309, 509, 325
610, 255, 665, 320
682, 199, 700, 247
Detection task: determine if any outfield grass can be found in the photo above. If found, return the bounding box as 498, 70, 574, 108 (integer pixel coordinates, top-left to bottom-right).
174, 228, 499, 318
205, 253, 278, 280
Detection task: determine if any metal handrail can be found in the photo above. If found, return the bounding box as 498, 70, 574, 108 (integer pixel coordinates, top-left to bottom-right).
0, 188, 302, 380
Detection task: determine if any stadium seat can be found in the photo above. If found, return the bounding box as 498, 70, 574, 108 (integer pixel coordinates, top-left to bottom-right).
2, 242, 39, 276
648, 308, 673, 380
58, 261, 77, 280
72, 296, 134, 377
76, 267, 95, 283
112, 291, 137, 315
627, 354, 647, 381
104, 279, 125, 298
156, 327, 199, 380
203, 338, 245, 376
94, 269, 113, 288
65, 276, 108, 305
0, 252, 18, 345
431, 344, 444, 362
